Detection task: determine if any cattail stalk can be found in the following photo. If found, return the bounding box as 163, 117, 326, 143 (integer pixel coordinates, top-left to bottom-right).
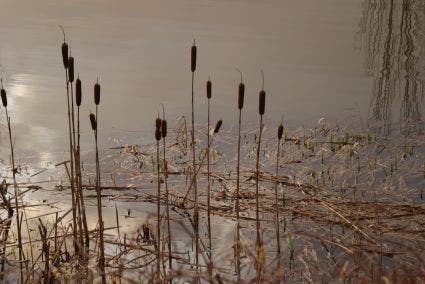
161, 106, 173, 275
76, 77, 89, 252
275, 123, 284, 254
235, 69, 244, 281
1, 79, 24, 284
206, 78, 212, 267
190, 40, 199, 267
59, 29, 79, 255
155, 118, 162, 280
255, 71, 266, 281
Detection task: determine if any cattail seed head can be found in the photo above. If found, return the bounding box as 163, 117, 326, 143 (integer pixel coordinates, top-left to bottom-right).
238, 83, 245, 110
89, 113, 97, 131
68, 57, 75, 83
1, 88, 7, 108
61, 42, 68, 69
278, 124, 284, 140
155, 118, 162, 130
155, 128, 161, 141
206, 80, 212, 99
94, 80, 100, 105
161, 120, 167, 138
259, 90, 266, 115
191, 43, 197, 72
76, 78, 82, 106
214, 119, 223, 133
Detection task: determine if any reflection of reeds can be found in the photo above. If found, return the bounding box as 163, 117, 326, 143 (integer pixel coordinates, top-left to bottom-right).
359, 0, 425, 130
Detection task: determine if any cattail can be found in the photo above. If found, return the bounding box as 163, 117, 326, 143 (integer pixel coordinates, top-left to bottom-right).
1, 87, 7, 108
68, 57, 75, 83
89, 113, 97, 131
238, 83, 245, 110
259, 90, 266, 115
76, 77, 82, 106
61, 42, 68, 69
156, 118, 162, 130
155, 128, 161, 141
94, 79, 101, 105
191, 42, 197, 72
278, 124, 283, 140
206, 79, 212, 99
161, 120, 167, 138
214, 120, 223, 134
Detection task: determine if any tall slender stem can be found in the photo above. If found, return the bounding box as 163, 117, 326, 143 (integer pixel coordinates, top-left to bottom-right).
162, 122, 172, 274
156, 138, 162, 280
255, 114, 264, 281
275, 140, 281, 254
191, 70, 199, 267
235, 108, 242, 281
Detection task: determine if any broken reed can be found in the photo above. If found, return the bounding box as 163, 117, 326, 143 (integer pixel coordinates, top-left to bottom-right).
275, 123, 283, 254
206, 78, 213, 267
60, 29, 79, 255
190, 40, 200, 267
235, 69, 245, 281
1, 79, 24, 283
255, 72, 266, 281
161, 111, 173, 274
155, 117, 162, 280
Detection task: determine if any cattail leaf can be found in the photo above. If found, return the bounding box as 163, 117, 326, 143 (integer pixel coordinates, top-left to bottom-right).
94, 81, 100, 105
76, 78, 82, 106
155, 128, 161, 141
278, 124, 283, 140
238, 83, 245, 110
161, 120, 167, 138
191, 44, 197, 72
259, 90, 266, 115
68, 57, 75, 83
89, 113, 97, 131
61, 42, 68, 69
1, 88, 7, 108
206, 80, 212, 99
214, 120, 223, 133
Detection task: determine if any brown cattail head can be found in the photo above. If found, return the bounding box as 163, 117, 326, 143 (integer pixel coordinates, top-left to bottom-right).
278, 124, 283, 140
1, 88, 7, 108
61, 42, 68, 69
155, 118, 162, 129
238, 83, 245, 110
68, 57, 74, 83
214, 119, 223, 133
89, 113, 97, 131
155, 128, 161, 141
76, 77, 82, 106
161, 120, 167, 138
206, 79, 212, 99
191, 42, 197, 72
94, 79, 100, 105
259, 90, 266, 115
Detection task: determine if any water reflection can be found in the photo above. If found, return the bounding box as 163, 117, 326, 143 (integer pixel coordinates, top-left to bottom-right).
358, 0, 425, 131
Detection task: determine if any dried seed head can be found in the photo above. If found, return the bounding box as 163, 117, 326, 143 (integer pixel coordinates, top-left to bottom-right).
161, 120, 167, 138
259, 90, 266, 115
61, 42, 68, 69
191, 42, 197, 72
94, 79, 100, 105
238, 83, 245, 110
214, 119, 223, 133
68, 57, 74, 83
1, 88, 7, 108
155, 118, 162, 129
89, 113, 97, 131
278, 124, 283, 140
155, 128, 161, 141
206, 79, 212, 99
76, 77, 82, 106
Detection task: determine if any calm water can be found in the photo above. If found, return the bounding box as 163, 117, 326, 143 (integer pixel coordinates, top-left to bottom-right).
0, 0, 424, 165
